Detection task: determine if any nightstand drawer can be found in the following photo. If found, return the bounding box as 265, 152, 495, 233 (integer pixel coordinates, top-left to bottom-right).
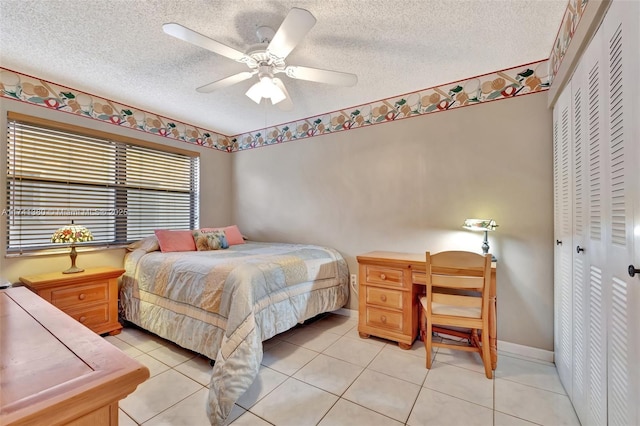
365, 306, 404, 332
51, 282, 109, 310
364, 265, 405, 288
65, 304, 110, 329
366, 287, 403, 309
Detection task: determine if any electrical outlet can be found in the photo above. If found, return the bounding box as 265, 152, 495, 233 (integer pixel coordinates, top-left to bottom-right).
350, 273, 357, 287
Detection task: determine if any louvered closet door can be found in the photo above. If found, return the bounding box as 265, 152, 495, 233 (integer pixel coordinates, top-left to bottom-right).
572, 25, 608, 426
553, 82, 573, 398
602, 2, 640, 424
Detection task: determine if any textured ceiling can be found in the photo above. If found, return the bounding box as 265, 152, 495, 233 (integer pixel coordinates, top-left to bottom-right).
0, 0, 567, 136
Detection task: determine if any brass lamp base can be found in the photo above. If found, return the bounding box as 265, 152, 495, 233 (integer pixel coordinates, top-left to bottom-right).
63, 245, 84, 274
63, 266, 85, 274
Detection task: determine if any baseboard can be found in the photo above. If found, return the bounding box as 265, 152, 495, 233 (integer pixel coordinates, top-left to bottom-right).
497, 340, 555, 363
333, 308, 555, 364
334, 307, 358, 319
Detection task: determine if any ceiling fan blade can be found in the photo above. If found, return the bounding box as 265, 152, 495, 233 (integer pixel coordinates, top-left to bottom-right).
283, 66, 358, 87
163, 23, 254, 65
196, 71, 255, 93
267, 8, 316, 60
272, 78, 293, 111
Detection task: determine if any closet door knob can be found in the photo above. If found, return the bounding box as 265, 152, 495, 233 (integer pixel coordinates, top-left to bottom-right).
556, 240, 562, 245
576, 246, 585, 253
629, 265, 640, 278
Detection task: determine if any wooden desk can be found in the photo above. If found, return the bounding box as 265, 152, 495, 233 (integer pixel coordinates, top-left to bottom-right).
0, 287, 149, 426
357, 251, 497, 369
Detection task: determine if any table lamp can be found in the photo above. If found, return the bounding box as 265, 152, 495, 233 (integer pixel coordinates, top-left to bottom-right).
51, 221, 94, 273
463, 219, 498, 261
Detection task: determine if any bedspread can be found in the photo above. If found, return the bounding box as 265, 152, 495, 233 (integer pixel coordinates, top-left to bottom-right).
120, 241, 349, 425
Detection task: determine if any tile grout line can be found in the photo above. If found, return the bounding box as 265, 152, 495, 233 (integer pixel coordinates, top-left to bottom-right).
112, 331, 212, 426
251, 322, 387, 424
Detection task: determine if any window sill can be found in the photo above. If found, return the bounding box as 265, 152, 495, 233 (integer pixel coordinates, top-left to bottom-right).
4, 244, 128, 259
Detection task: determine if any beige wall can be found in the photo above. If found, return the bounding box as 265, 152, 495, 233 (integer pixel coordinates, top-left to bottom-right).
0, 98, 233, 283
0, 91, 554, 350
232, 92, 554, 351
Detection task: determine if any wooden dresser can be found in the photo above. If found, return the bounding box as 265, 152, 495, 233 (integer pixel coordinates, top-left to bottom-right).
0, 286, 149, 426
19, 267, 125, 335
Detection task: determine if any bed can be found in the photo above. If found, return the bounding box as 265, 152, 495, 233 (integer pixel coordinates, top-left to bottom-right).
120, 236, 349, 425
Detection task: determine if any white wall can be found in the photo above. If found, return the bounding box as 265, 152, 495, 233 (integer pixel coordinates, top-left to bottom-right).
232, 92, 554, 350
0, 98, 233, 282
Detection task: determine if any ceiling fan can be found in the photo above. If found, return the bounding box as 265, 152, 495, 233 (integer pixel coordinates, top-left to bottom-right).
163, 8, 357, 110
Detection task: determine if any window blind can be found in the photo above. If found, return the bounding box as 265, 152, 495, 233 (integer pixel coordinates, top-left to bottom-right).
5, 117, 199, 253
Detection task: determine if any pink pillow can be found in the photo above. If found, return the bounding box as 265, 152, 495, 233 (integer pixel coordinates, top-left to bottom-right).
154, 229, 196, 252
199, 225, 245, 246
223, 225, 245, 245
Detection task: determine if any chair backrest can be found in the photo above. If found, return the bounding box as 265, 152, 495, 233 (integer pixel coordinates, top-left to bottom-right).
426, 251, 492, 315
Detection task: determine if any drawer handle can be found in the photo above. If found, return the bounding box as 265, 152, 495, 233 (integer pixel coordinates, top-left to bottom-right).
380, 273, 386, 280
380, 315, 387, 324
380, 294, 387, 302
78, 293, 86, 300
79, 316, 87, 323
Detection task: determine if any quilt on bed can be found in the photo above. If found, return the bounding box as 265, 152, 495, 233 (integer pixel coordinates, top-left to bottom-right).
120, 241, 349, 425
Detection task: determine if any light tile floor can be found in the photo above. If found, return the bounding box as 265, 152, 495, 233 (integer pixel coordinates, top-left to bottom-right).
106, 313, 580, 426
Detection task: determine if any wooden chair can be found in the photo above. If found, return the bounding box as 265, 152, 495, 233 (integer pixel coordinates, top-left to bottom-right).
419, 251, 493, 379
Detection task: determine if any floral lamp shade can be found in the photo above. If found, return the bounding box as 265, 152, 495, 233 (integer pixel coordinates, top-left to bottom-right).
51, 222, 93, 274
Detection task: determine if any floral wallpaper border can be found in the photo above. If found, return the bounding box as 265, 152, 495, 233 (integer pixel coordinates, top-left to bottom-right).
0, 68, 234, 150
232, 60, 550, 151
548, 0, 589, 86
1, 58, 550, 153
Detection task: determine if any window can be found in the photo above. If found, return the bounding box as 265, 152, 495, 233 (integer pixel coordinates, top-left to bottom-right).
5, 114, 199, 253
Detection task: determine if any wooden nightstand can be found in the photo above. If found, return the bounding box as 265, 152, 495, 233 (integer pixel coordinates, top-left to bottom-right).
20, 266, 125, 336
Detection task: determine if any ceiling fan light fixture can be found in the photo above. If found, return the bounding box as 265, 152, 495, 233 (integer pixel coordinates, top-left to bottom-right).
268, 80, 286, 104
245, 81, 264, 104
245, 74, 286, 105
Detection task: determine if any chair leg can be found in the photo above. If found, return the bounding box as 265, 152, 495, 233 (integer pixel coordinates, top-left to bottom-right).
418, 301, 424, 341
419, 306, 433, 369
480, 330, 492, 379
425, 315, 433, 370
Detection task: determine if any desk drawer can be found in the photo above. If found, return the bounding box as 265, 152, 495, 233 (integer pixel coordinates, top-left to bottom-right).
51, 282, 110, 310
365, 306, 404, 332
364, 265, 405, 288
366, 287, 403, 309
64, 303, 110, 329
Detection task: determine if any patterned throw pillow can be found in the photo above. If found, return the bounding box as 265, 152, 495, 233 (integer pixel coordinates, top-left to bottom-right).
199, 225, 245, 245
192, 229, 229, 251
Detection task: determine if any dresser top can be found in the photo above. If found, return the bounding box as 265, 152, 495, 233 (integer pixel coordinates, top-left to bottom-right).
0, 286, 148, 425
